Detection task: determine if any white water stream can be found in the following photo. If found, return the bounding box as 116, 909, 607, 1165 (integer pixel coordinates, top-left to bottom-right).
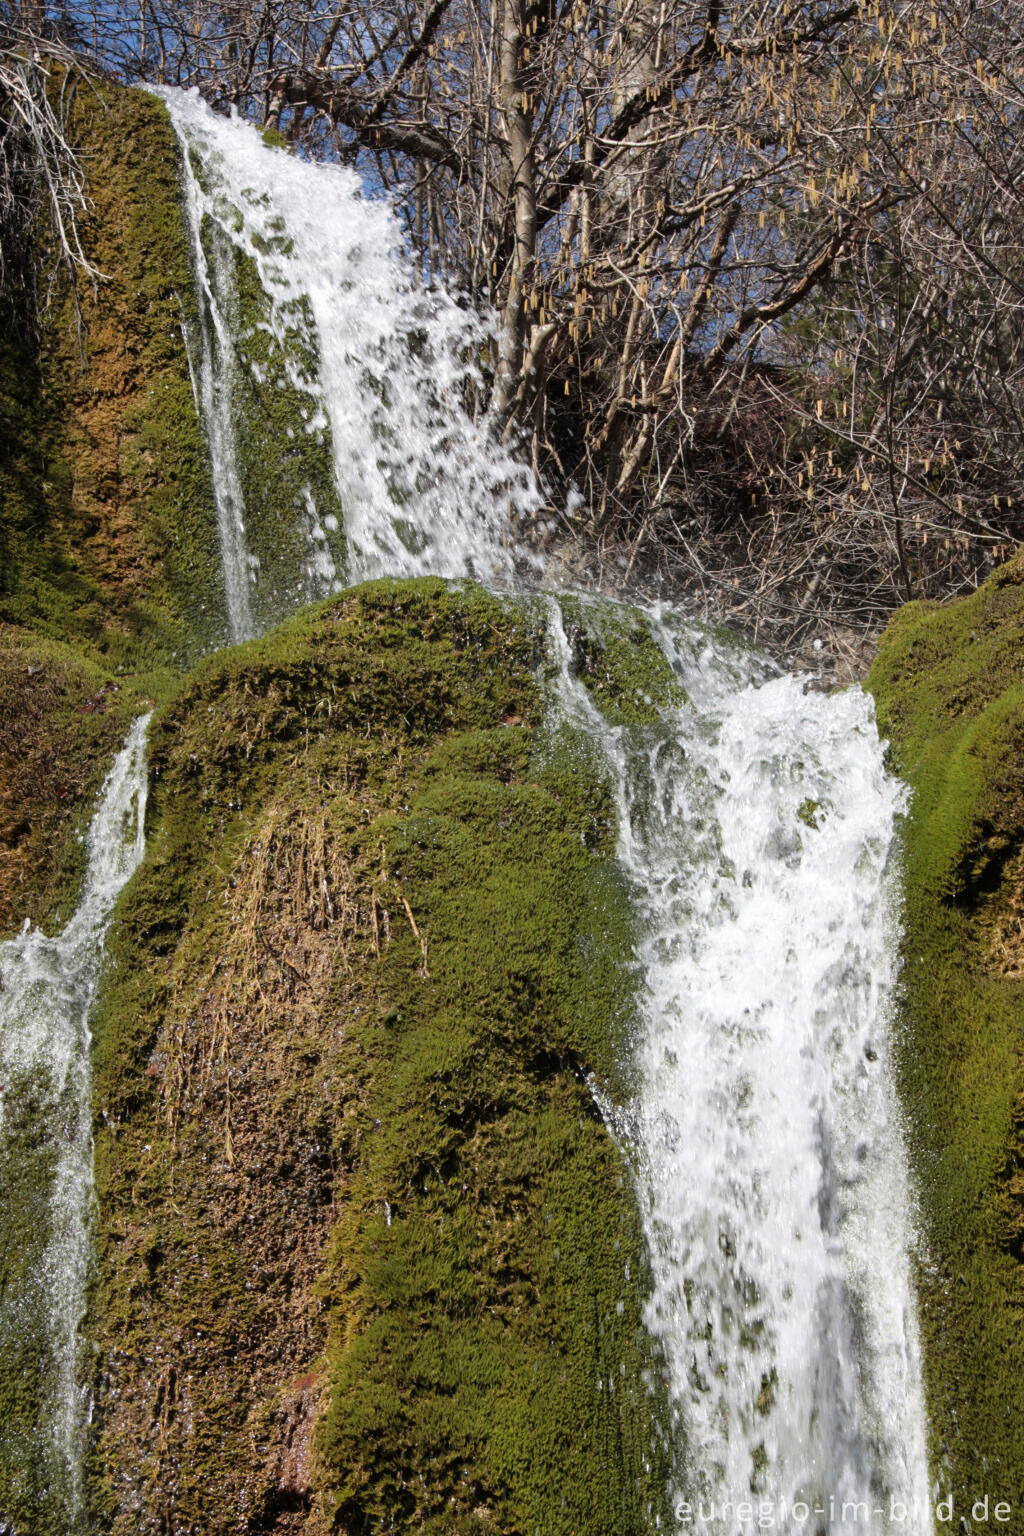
176, 183, 258, 643
548, 605, 933, 1534
0, 716, 150, 1528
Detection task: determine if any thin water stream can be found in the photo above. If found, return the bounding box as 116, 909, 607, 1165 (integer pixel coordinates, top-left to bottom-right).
0, 717, 150, 1530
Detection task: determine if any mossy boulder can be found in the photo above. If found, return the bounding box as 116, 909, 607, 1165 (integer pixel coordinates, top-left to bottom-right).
555, 594, 685, 724
867, 552, 1024, 1516
86, 578, 671, 1536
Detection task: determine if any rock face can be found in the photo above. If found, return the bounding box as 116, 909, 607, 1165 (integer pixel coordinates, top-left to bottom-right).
0, 80, 224, 672
86, 579, 671, 1535
0, 627, 141, 937
868, 556, 1024, 1517
0, 77, 219, 947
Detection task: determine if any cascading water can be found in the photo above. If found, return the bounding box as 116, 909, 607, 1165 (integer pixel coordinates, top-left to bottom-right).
159, 86, 543, 638
547, 602, 933, 1534
177, 184, 258, 644
1, 86, 936, 1534
157, 92, 933, 1530
0, 716, 150, 1530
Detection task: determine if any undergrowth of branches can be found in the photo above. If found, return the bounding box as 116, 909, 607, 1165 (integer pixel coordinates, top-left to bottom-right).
5, 0, 1024, 669
0, 9, 101, 312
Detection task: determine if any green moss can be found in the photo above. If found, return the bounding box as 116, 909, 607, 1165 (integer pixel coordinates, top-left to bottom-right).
555, 593, 686, 725
86, 578, 671, 1535
0, 1062, 68, 1531
318, 756, 665, 1535
203, 228, 346, 628
0, 77, 224, 669
867, 552, 1024, 1515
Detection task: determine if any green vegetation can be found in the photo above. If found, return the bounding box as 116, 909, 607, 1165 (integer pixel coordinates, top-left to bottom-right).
0, 623, 166, 938
0, 79, 224, 670
87, 578, 671, 1535
555, 593, 685, 725
206, 219, 346, 628
0, 1058, 69, 1529
867, 552, 1024, 1517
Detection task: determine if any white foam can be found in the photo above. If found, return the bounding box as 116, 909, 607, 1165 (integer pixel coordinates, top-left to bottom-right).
159, 86, 543, 637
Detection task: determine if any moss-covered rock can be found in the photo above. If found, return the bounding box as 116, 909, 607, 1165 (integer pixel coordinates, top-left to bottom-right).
556, 593, 685, 725
0, 76, 224, 669
867, 552, 1024, 1516
86, 578, 671, 1536
216, 233, 346, 625
0, 1051, 74, 1530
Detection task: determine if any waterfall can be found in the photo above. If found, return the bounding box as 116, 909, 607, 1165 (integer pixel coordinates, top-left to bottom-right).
0, 86, 936, 1534
159, 86, 543, 627
548, 602, 933, 1534
0, 716, 150, 1531
155, 94, 934, 1529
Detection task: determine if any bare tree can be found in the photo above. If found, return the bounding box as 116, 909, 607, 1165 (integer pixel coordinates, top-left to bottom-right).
796, 0, 1024, 607
16, 0, 1024, 661
0, 4, 97, 299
